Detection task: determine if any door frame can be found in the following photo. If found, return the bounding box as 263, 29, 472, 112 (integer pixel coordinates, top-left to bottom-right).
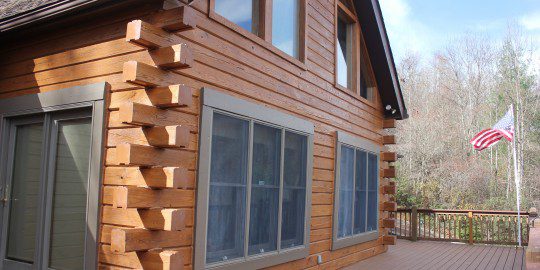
0, 82, 108, 270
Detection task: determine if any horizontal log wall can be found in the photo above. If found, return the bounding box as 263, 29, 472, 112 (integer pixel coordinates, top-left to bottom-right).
0, 0, 399, 269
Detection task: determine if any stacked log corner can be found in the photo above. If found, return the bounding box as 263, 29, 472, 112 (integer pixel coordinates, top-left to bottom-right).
380, 118, 398, 246
100, 6, 197, 270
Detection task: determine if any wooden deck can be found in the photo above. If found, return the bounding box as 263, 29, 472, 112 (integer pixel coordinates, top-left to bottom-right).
345, 239, 525, 270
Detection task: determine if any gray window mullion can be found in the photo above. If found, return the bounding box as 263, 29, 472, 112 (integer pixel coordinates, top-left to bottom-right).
276, 129, 285, 251
364, 152, 369, 232
351, 147, 356, 234
243, 120, 254, 258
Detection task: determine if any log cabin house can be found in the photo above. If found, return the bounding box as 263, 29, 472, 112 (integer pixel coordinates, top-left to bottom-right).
0, 0, 407, 269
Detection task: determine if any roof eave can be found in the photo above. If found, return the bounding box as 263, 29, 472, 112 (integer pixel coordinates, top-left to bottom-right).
0, 0, 105, 33
354, 0, 408, 120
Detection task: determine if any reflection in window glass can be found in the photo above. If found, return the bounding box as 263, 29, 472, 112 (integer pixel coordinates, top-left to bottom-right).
281, 132, 307, 248
338, 146, 354, 238
367, 153, 378, 231
337, 14, 352, 88
215, 0, 259, 34
354, 150, 367, 234
49, 118, 92, 270
249, 124, 281, 255
6, 124, 43, 263
336, 146, 378, 240
272, 0, 300, 58
204, 111, 310, 266
207, 113, 249, 263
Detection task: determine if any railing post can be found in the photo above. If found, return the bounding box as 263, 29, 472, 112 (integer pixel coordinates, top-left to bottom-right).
411, 206, 418, 241
468, 211, 473, 244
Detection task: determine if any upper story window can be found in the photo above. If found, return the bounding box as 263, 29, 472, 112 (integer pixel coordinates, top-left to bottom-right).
214, 0, 260, 34
195, 88, 314, 270
336, 0, 378, 102
332, 131, 379, 250
210, 0, 305, 61
336, 0, 358, 92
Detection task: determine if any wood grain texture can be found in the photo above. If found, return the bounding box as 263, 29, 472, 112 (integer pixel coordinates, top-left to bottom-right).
115, 143, 195, 167
102, 206, 188, 231
380, 201, 397, 212
99, 245, 192, 269
110, 186, 194, 208
110, 227, 192, 252
381, 152, 397, 162
104, 167, 193, 189
151, 43, 193, 69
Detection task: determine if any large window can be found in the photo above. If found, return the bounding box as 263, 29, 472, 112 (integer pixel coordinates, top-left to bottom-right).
333, 131, 379, 250
210, 0, 305, 61
195, 88, 313, 270
0, 83, 106, 270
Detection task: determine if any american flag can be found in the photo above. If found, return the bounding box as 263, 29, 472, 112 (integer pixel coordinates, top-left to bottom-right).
470, 108, 514, 151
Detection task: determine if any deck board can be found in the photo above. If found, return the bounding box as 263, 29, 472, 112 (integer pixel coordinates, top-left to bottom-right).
344, 239, 525, 270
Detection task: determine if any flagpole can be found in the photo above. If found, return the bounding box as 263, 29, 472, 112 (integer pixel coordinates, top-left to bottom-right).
510, 104, 522, 247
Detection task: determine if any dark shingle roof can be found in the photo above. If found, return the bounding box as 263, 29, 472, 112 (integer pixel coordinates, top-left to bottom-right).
0, 0, 59, 20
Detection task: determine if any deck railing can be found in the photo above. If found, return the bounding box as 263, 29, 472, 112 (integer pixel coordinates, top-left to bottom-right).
391, 207, 530, 245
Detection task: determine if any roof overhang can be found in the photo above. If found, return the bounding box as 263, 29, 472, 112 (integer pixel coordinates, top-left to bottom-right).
354, 0, 408, 119
0, 0, 108, 33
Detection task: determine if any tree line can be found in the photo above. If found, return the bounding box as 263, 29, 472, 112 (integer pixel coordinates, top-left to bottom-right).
393, 26, 540, 211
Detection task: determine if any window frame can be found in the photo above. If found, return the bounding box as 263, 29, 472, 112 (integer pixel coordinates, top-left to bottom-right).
334, 0, 380, 106
208, 0, 307, 68
334, 0, 360, 94
195, 88, 314, 270
0, 82, 107, 270
332, 131, 380, 250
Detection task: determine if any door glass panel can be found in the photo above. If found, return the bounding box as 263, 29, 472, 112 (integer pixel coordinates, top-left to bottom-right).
338, 146, 354, 238
207, 113, 249, 264
280, 132, 307, 249
272, 0, 300, 58
6, 123, 43, 263
49, 118, 91, 270
249, 124, 281, 255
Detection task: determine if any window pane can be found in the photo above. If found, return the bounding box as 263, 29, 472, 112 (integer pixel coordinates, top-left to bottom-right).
215, 0, 259, 34
354, 150, 367, 234
367, 153, 378, 231
6, 123, 43, 263
272, 0, 300, 58
49, 118, 92, 270
281, 132, 307, 248
337, 146, 354, 238
207, 113, 249, 263
248, 124, 281, 255
337, 15, 352, 88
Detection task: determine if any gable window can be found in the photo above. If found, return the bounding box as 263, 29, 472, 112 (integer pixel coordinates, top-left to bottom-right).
210, 0, 306, 62
0, 83, 106, 270
335, 1, 378, 102
336, 0, 358, 91
195, 88, 313, 270
332, 131, 379, 250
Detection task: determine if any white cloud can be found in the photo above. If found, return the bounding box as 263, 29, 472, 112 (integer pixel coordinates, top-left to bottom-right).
520, 11, 540, 30
379, 0, 433, 60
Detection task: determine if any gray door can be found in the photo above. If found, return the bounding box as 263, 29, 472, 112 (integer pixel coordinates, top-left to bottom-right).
0, 109, 92, 270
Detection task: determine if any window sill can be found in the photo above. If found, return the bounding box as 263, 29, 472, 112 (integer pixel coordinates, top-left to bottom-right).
204, 246, 308, 270
332, 230, 379, 250
334, 82, 380, 110
208, 11, 307, 71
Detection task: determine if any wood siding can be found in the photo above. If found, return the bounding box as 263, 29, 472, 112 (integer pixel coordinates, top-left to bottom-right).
0, 0, 397, 269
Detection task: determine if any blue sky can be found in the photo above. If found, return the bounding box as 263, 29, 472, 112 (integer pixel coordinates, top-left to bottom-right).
379, 0, 540, 62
